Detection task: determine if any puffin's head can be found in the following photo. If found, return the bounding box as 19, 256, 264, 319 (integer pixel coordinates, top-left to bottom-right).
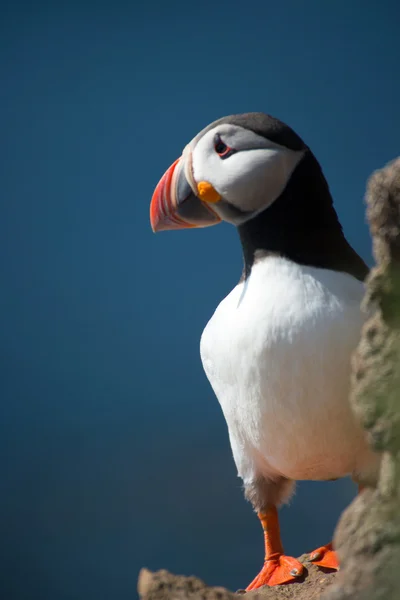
150, 112, 308, 232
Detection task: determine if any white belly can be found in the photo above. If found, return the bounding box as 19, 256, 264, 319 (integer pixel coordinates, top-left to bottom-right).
200, 257, 374, 484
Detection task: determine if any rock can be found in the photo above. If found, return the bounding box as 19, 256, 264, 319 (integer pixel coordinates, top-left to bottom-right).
138, 555, 337, 600
322, 158, 400, 600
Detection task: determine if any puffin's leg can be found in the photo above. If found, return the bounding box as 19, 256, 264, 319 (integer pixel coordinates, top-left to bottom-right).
245, 477, 304, 590
309, 483, 365, 570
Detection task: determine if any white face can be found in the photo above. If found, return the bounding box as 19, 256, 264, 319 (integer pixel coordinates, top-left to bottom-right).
186, 124, 305, 225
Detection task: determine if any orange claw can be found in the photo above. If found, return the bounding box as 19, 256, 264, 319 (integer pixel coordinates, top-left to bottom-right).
309, 542, 339, 570
246, 554, 304, 589
246, 506, 304, 590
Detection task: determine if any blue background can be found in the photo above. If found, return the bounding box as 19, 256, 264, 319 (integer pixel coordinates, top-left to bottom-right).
1, 1, 399, 598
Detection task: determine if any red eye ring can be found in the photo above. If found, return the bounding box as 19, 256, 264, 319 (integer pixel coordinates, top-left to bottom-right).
214, 134, 235, 158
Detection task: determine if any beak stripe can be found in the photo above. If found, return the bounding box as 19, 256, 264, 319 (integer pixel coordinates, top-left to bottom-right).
150, 157, 222, 232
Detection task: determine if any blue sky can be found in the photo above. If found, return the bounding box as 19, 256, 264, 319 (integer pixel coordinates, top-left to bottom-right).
1, 1, 399, 598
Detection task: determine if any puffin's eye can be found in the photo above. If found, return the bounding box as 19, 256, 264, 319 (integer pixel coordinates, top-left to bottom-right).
214, 136, 228, 155
214, 134, 236, 159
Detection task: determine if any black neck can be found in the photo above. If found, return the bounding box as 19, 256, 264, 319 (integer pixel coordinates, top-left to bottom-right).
238, 152, 368, 281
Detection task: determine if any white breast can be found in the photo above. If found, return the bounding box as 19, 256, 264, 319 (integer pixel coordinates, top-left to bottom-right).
200, 257, 375, 485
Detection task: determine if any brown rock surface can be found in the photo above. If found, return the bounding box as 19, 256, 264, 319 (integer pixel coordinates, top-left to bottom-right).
138, 556, 337, 600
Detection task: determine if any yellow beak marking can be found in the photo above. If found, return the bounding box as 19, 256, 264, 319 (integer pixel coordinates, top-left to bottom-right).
197, 181, 221, 204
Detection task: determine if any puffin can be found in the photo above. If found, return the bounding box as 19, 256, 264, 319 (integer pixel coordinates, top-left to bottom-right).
149, 113, 380, 589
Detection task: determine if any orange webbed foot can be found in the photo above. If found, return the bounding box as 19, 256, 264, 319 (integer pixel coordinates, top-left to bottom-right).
309, 542, 339, 570
246, 554, 304, 589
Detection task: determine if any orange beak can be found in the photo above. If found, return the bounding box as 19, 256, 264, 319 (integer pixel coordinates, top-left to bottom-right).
150, 156, 221, 232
